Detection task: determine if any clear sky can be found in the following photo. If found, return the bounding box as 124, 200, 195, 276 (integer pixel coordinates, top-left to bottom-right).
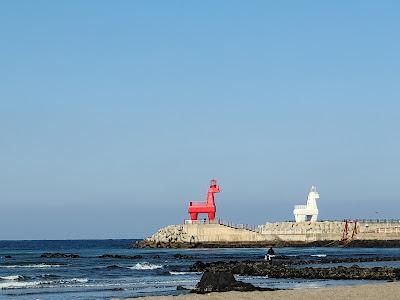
1, 1, 399, 240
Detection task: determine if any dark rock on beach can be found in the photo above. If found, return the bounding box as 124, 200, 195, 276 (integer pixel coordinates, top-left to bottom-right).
345, 240, 400, 248
191, 260, 400, 281
295, 256, 400, 265
192, 255, 400, 269
40, 253, 80, 258
134, 240, 197, 249
248, 255, 400, 266
192, 271, 276, 293
99, 254, 143, 259
192, 261, 207, 271
173, 253, 192, 259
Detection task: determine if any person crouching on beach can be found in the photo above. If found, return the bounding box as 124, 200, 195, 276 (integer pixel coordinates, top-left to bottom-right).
265, 247, 275, 263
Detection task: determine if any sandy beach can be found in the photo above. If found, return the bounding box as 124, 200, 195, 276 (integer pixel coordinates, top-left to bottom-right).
133, 282, 400, 300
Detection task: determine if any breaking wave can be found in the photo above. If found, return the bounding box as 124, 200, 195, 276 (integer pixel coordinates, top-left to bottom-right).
0, 263, 63, 269
0, 281, 40, 289
0, 277, 89, 290
38, 274, 61, 279
310, 254, 327, 257
58, 278, 89, 284
129, 262, 163, 270
0, 275, 28, 281
169, 271, 202, 275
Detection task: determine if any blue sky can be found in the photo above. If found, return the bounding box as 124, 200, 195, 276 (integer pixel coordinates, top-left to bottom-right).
0, 1, 399, 239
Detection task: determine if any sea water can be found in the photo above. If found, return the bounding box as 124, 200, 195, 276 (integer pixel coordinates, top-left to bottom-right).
0, 240, 399, 299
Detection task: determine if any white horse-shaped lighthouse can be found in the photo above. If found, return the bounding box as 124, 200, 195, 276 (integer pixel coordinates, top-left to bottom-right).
293, 186, 319, 222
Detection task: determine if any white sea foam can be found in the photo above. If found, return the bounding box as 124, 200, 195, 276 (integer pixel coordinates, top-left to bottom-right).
61, 278, 89, 284
39, 273, 60, 279
169, 271, 202, 275
0, 277, 89, 290
0, 264, 63, 269
130, 262, 163, 270
0, 281, 41, 289
0, 275, 24, 281
310, 254, 327, 257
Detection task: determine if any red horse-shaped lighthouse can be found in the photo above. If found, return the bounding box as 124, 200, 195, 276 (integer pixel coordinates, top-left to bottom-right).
188, 179, 220, 222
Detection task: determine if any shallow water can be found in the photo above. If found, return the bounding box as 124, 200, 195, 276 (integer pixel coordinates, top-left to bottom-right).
0, 240, 399, 299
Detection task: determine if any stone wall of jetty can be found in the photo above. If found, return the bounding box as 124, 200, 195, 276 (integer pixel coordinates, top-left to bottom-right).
137, 221, 400, 247
259, 221, 400, 242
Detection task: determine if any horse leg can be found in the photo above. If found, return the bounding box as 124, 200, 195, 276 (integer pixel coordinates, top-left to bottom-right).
190, 213, 198, 221
208, 212, 215, 222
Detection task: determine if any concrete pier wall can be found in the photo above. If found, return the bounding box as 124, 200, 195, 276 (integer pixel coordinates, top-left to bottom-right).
259, 221, 400, 241
145, 223, 268, 244
185, 223, 267, 242
143, 221, 400, 245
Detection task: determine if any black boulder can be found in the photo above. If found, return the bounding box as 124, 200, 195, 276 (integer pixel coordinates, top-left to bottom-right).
192, 271, 274, 293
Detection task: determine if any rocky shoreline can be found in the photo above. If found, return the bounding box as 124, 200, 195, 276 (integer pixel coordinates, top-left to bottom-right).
191, 260, 400, 281
188, 254, 400, 294
279, 255, 400, 265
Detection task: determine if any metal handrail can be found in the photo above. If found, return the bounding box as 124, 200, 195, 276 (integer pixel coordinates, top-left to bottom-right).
184, 219, 258, 232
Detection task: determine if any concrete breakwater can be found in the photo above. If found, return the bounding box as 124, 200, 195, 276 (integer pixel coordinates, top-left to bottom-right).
136, 220, 400, 248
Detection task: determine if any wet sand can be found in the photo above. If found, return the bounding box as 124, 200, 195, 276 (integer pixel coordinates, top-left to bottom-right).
132, 282, 400, 300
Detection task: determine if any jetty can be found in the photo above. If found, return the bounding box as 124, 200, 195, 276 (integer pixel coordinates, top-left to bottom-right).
137, 179, 400, 248
136, 219, 400, 248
